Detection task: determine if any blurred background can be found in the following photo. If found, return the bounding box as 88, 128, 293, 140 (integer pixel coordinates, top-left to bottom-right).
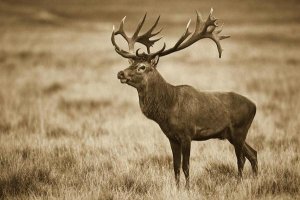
0, 0, 299, 199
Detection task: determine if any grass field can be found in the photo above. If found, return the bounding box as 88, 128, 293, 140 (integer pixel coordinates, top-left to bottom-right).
0, 0, 300, 199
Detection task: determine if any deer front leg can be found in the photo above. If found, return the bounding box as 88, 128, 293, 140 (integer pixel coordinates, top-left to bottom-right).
169, 139, 181, 188
182, 139, 191, 189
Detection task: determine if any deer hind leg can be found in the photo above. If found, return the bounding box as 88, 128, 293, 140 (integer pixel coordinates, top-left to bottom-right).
230, 113, 256, 178
169, 139, 181, 188
243, 142, 258, 175
228, 127, 247, 178
234, 143, 246, 178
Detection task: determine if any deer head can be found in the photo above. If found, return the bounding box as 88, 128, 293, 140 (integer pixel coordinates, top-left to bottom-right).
112, 9, 230, 89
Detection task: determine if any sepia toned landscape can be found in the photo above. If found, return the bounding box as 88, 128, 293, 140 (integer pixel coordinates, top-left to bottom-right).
0, 0, 299, 199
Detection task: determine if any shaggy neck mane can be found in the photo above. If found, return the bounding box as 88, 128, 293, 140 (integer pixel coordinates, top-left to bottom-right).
137, 70, 176, 123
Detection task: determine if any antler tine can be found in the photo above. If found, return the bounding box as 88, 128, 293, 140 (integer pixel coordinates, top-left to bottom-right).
195, 10, 204, 33
143, 16, 161, 37
158, 9, 230, 58
132, 13, 147, 39
136, 15, 163, 54
114, 16, 129, 41
121, 13, 148, 52
174, 19, 192, 47
216, 24, 230, 40
158, 19, 192, 56
111, 18, 137, 59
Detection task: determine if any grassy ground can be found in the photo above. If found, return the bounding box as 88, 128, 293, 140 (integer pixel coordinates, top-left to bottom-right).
0, 0, 300, 199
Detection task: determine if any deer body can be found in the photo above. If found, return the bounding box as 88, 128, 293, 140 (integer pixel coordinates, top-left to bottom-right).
138, 70, 231, 140
111, 10, 258, 189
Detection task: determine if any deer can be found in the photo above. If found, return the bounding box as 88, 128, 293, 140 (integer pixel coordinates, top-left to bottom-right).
111, 9, 258, 189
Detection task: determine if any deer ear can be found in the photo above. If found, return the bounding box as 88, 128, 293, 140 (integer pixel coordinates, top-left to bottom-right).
128, 59, 134, 65
151, 55, 160, 67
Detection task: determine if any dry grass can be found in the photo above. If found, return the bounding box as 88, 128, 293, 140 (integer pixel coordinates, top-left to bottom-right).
0, 0, 300, 199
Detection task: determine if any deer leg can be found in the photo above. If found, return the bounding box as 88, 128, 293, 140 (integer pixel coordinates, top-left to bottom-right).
228, 128, 246, 178
169, 139, 181, 188
243, 142, 258, 176
234, 144, 246, 178
181, 140, 191, 190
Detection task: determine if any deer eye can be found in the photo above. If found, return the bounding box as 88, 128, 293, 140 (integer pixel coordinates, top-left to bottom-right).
137, 65, 146, 72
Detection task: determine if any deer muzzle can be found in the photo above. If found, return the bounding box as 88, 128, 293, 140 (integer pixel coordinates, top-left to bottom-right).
117, 70, 128, 83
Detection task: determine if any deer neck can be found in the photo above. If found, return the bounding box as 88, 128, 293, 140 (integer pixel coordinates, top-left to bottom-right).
137, 70, 176, 123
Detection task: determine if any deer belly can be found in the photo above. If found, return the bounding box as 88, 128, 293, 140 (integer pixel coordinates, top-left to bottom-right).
192, 126, 229, 141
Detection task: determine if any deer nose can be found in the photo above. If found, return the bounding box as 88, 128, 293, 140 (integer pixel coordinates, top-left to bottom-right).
117, 71, 125, 79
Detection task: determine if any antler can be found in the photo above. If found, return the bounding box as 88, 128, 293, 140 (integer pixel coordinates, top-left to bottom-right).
111, 13, 165, 60
111, 9, 229, 60
159, 8, 230, 58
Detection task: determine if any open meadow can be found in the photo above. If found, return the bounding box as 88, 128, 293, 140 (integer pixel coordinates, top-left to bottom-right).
0, 0, 300, 199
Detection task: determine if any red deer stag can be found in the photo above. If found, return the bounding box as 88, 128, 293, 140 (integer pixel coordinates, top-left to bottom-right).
111, 9, 258, 189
